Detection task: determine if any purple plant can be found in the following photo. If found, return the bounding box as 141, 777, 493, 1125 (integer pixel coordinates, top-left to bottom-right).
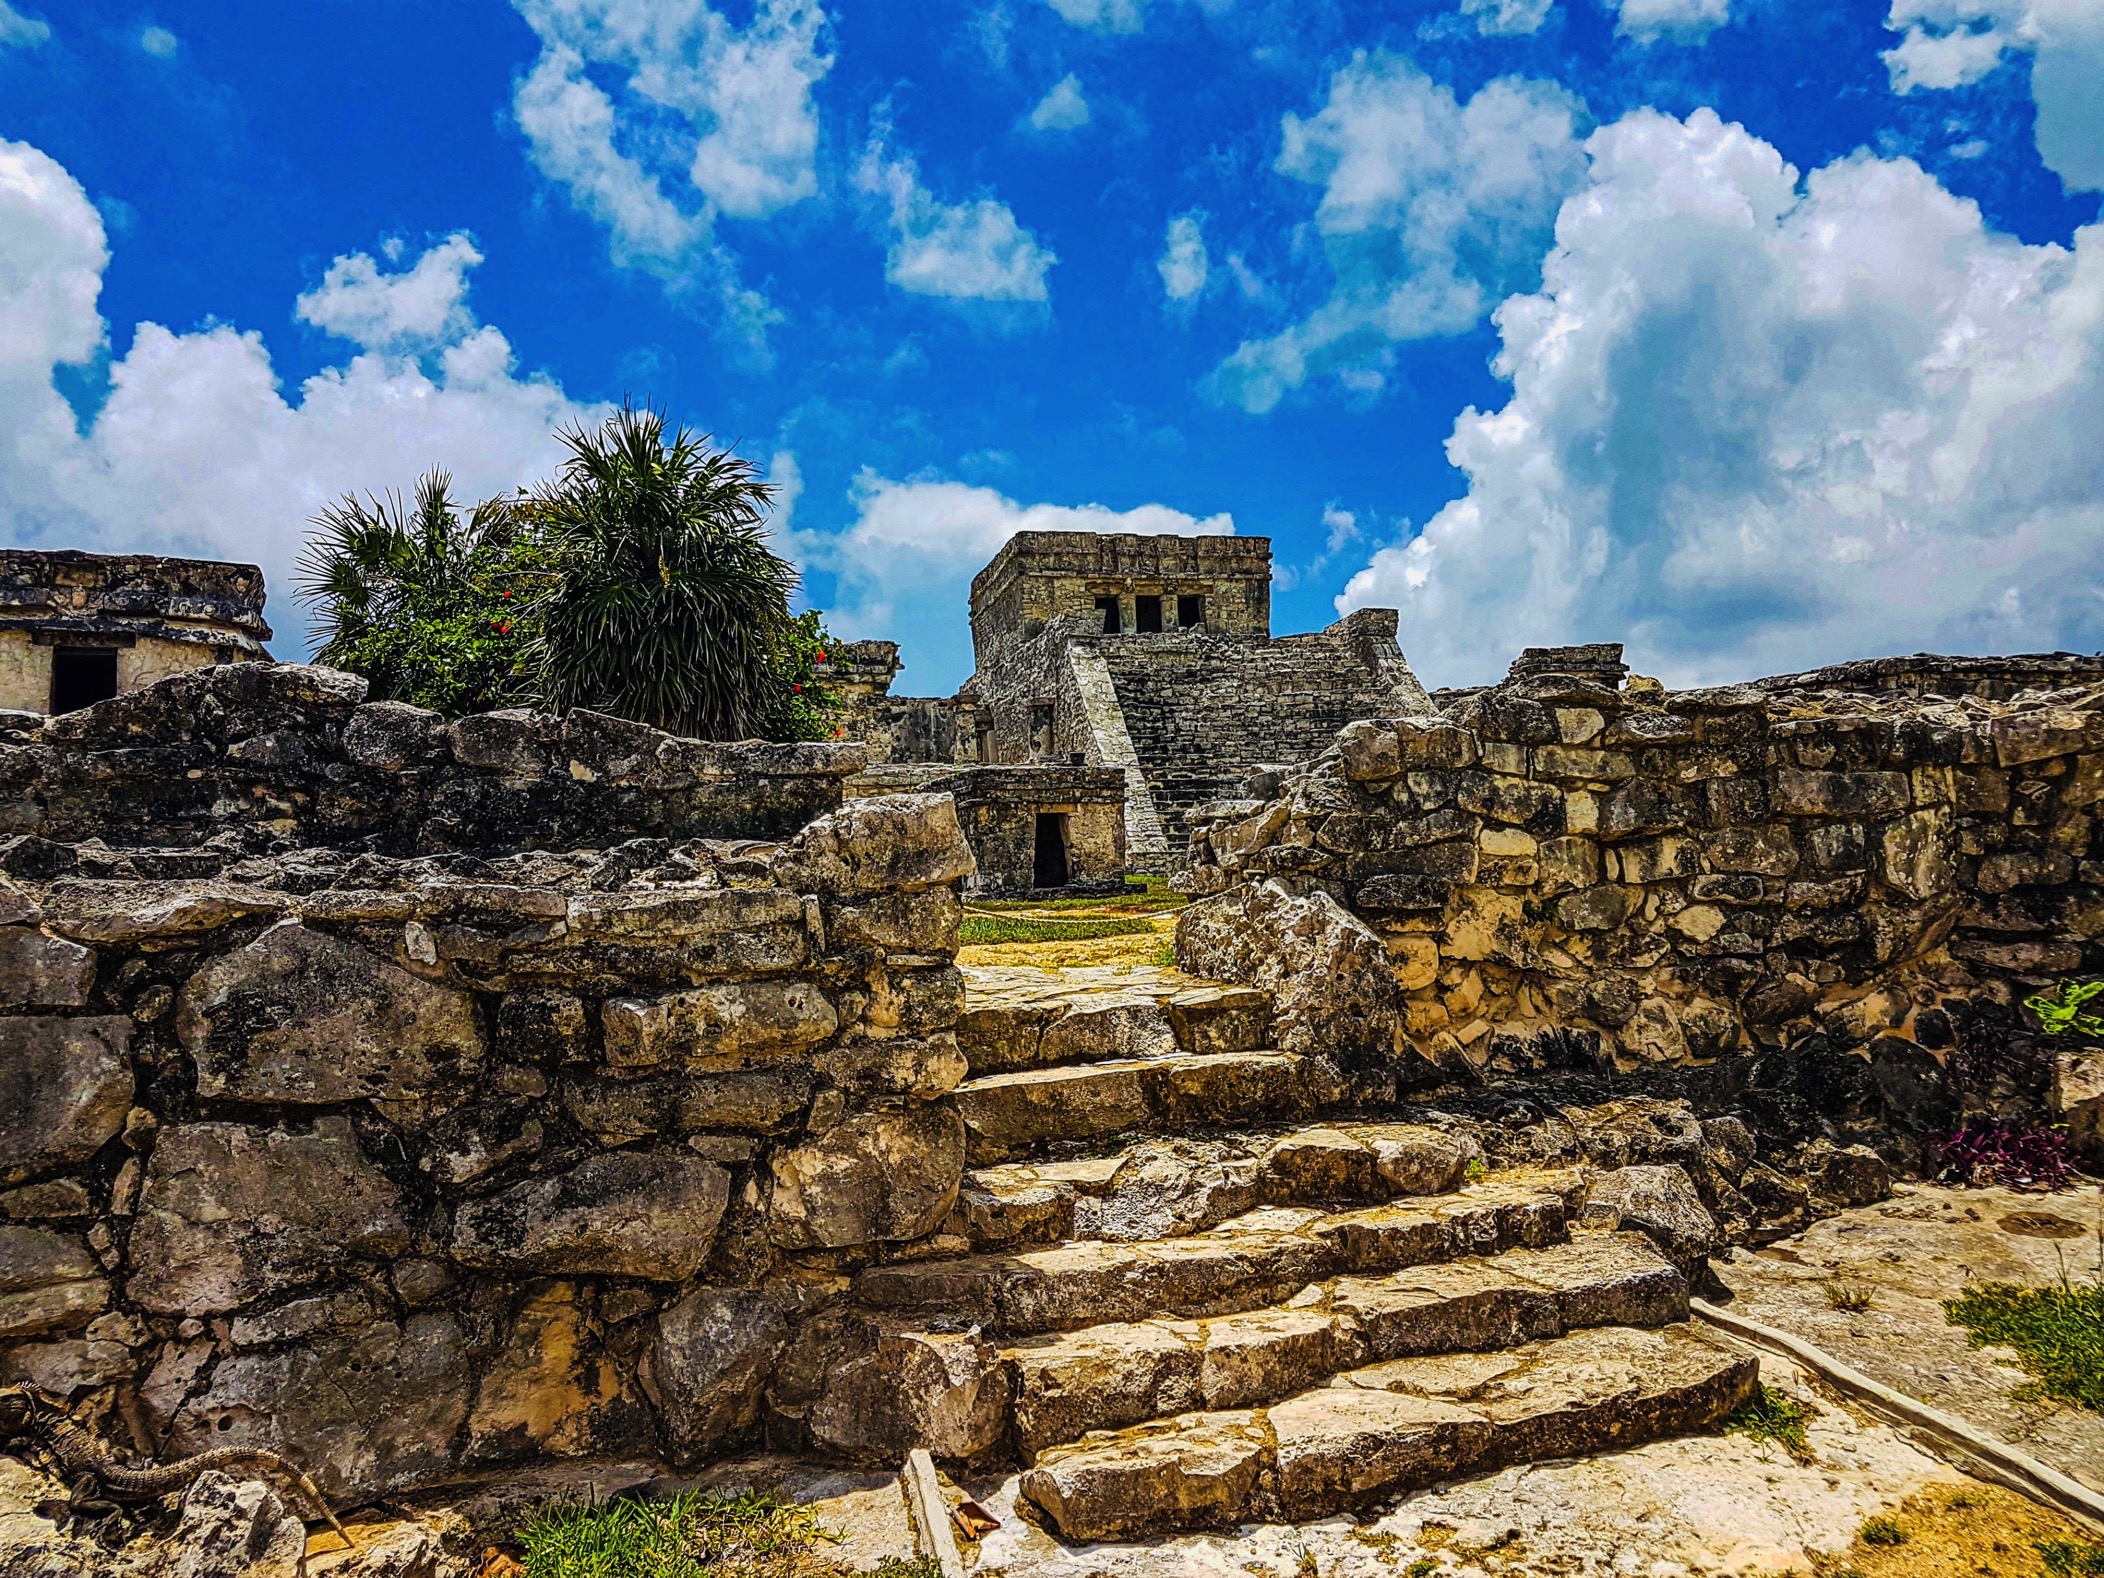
1934, 1118, 2078, 1192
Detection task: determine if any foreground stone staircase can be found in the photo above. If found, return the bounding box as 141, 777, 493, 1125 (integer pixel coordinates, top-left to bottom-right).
816, 963, 1759, 1543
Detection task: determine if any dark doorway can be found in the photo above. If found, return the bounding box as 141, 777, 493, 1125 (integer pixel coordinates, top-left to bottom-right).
1177, 594, 1205, 629
1033, 812, 1070, 889
1095, 595, 1122, 634
50, 647, 118, 714
1135, 595, 1164, 633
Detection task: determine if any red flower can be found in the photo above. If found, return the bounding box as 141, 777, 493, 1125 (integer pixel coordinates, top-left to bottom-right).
793, 683, 803, 692
815, 649, 827, 663
502, 590, 513, 600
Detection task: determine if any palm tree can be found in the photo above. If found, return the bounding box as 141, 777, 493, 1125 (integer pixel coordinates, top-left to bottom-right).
295, 469, 536, 713
527, 405, 799, 740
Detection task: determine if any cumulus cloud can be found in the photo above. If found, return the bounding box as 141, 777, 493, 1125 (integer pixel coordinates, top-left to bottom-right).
1610, 0, 1729, 44
1027, 74, 1091, 133
0, 2, 49, 48
294, 234, 484, 352
1336, 107, 2104, 689
1213, 55, 1586, 414
0, 138, 604, 658
1460, 0, 1556, 37
1883, 0, 2104, 192
508, 0, 832, 287
803, 472, 1230, 686
1158, 213, 1208, 301
1043, 0, 1144, 33
854, 131, 1057, 302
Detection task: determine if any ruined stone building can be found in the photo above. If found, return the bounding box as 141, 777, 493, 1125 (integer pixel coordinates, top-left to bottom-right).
835, 531, 1430, 874
0, 550, 272, 715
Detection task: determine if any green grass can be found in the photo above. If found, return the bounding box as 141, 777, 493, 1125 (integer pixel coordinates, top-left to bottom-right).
1723, 1384, 1816, 1462
958, 912, 1163, 945
2041, 1538, 2104, 1574
1147, 938, 1178, 968
965, 878, 1187, 914
515, 1491, 940, 1578
1859, 1514, 1908, 1546
1944, 1280, 2104, 1412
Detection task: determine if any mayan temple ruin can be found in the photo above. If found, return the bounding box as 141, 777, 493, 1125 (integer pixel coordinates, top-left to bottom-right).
2, 540, 2103, 1576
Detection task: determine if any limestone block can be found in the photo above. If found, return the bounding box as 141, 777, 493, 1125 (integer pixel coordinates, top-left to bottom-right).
773, 1308, 1010, 1463
466, 1280, 630, 1464
1555, 885, 1638, 932
1531, 746, 1636, 782
824, 888, 962, 954
1536, 836, 1600, 893
0, 1332, 137, 1393
1361, 1126, 1480, 1196
177, 922, 482, 1105
1612, 835, 1698, 884
1580, 1165, 1718, 1277
1261, 1129, 1376, 1201
1478, 827, 1537, 858
1455, 773, 1564, 832
1392, 720, 1477, 771
1975, 849, 2075, 893
561, 1069, 812, 1142
447, 707, 558, 774
171, 1315, 472, 1498
1804, 1141, 1892, 1207
1597, 780, 1687, 840
1771, 768, 1909, 818
452, 1149, 729, 1279
128, 1120, 408, 1314
1619, 998, 1689, 1063
601, 980, 838, 1071
1992, 710, 2099, 766
1022, 1410, 1270, 1539
163, 1470, 308, 1578
0, 1014, 132, 1184
1388, 934, 1439, 991
774, 792, 975, 896
1175, 880, 1403, 1064
0, 929, 93, 1008
1270, 1388, 1489, 1521
1008, 1321, 1200, 1452
643, 1287, 792, 1461
0, 1226, 106, 1337
768, 1102, 965, 1249
342, 700, 446, 768
1337, 719, 1402, 782
560, 707, 675, 782
2054, 1049, 2104, 1170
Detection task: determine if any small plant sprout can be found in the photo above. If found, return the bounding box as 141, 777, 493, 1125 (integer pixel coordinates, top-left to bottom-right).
1823, 1279, 1877, 1312
1858, 1513, 1908, 1546
1724, 1384, 1817, 1462
2025, 979, 2104, 1041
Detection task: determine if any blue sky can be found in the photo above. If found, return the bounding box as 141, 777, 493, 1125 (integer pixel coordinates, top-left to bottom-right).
1, 0, 2100, 694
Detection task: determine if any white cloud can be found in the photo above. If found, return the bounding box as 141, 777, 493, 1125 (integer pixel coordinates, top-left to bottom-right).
854, 133, 1057, 302
508, 0, 832, 282
1884, 0, 2104, 192
804, 472, 1230, 686
1461, 0, 1556, 37
294, 233, 484, 352
1213, 54, 1585, 414
1043, 0, 1144, 33
1158, 212, 1208, 301
0, 138, 605, 659
1027, 74, 1091, 133
0, 3, 49, 48
1335, 107, 2104, 689
139, 24, 177, 56
1610, 0, 1729, 44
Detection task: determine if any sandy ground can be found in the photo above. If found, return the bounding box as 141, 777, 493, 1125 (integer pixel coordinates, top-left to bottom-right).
958, 913, 1176, 971
1714, 1180, 2104, 1496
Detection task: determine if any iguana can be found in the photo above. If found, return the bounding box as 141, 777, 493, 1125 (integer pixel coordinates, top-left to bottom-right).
0, 1384, 354, 1551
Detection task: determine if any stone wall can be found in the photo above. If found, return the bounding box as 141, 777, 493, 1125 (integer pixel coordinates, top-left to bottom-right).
928, 764, 1128, 898
0, 791, 978, 1499
1181, 654, 2104, 1167
0, 663, 864, 851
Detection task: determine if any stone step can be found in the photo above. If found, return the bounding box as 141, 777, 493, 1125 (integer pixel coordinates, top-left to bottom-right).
856, 1172, 1583, 1338
959, 965, 1273, 1078
1001, 1232, 1685, 1455
955, 1051, 1344, 1163
948, 1123, 1486, 1250
1018, 1319, 1757, 1540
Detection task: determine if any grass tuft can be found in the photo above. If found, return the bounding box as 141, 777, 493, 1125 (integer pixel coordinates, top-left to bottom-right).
1823, 1279, 1877, 1312
1943, 1279, 2104, 1412
2041, 1538, 2104, 1574
1858, 1514, 1908, 1546
1723, 1384, 1816, 1463
515, 1491, 938, 1578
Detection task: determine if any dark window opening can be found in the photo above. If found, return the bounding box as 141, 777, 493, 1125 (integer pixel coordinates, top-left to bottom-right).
975, 721, 994, 764
1033, 812, 1070, 889
1028, 703, 1055, 758
1135, 595, 1164, 633
1095, 595, 1122, 634
50, 647, 118, 715
1177, 594, 1205, 629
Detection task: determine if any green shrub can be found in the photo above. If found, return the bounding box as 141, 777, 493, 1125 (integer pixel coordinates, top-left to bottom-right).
2040, 1537, 2104, 1574
1723, 1384, 1816, 1462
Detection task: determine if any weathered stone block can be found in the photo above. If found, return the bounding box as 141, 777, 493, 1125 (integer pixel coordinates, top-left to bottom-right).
1556, 885, 1638, 932
448, 707, 559, 775
177, 922, 483, 1104
0, 1225, 106, 1337
601, 981, 838, 1070
826, 888, 962, 954
775, 792, 975, 896
1772, 769, 1910, 818
644, 1286, 792, 1461
1532, 746, 1637, 782
1975, 849, 2075, 893
0, 928, 93, 1007
1455, 773, 1564, 833
769, 1102, 965, 1249
342, 700, 446, 768
452, 1150, 730, 1279
1581, 1165, 1717, 1278
1612, 835, 1698, 884
0, 1014, 132, 1185
1704, 823, 1797, 875
1598, 779, 1688, 840
561, 1069, 812, 1142
128, 1120, 410, 1314
171, 1314, 472, 1498
466, 1279, 634, 1464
